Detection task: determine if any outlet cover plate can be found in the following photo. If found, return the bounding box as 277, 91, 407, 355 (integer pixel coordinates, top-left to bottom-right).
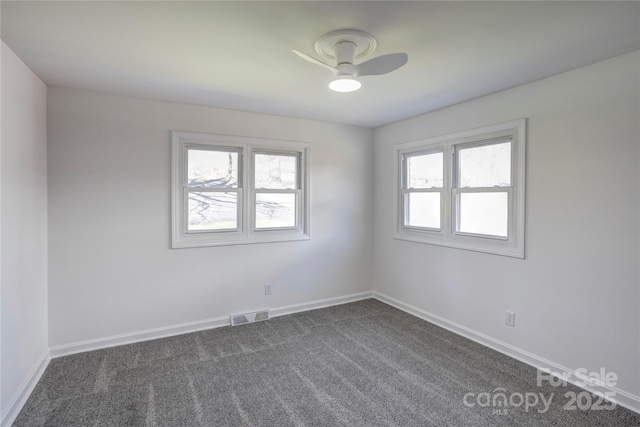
505, 311, 516, 327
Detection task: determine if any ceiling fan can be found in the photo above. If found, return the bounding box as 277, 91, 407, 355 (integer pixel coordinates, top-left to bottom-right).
293, 29, 408, 93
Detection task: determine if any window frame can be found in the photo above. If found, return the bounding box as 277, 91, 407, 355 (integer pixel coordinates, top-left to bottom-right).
394, 119, 526, 258
401, 148, 445, 232
184, 144, 244, 235
251, 149, 303, 232
172, 131, 310, 249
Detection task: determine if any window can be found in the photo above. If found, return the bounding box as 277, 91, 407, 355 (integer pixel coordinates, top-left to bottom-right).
172, 132, 310, 248
253, 152, 300, 230
395, 119, 526, 258
186, 147, 242, 232
403, 150, 444, 230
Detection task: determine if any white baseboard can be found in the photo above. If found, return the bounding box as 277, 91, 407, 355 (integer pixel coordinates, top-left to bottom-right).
373, 291, 640, 415
1, 349, 50, 427
49, 315, 231, 358
50, 291, 374, 359
269, 291, 373, 318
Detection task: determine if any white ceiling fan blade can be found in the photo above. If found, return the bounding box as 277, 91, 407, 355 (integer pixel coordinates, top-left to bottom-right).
355, 53, 408, 77
292, 50, 338, 73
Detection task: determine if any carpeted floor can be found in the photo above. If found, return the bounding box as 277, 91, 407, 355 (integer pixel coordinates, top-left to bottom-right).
13, 299, 640, 426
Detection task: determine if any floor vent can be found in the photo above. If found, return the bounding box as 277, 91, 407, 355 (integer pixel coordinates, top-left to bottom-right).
230, 309, 269, 326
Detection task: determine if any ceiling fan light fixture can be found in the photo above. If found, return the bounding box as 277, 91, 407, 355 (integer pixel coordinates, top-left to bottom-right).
294, 29, 407, 94
329, 75, 361, 92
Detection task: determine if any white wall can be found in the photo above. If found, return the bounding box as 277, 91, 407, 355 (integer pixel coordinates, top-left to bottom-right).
374, 51, 640, 398
1, 42, 48, 420
47, 88, 374, 347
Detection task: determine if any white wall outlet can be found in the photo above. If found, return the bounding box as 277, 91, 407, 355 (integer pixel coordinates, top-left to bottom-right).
264, 283, 272, 295
505, 310, 516, 327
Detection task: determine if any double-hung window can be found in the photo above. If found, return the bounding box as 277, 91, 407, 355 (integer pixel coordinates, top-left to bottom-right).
186, 146, 243, 233
455, 140, 511, 238
395, 119, 526, 258
253, 151, 301, 230
172, 132, 310, 248
402, 150, 444, 230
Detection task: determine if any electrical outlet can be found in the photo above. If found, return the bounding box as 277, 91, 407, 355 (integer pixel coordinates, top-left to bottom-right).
264, 283, 272, 295
505, 311, 515, 327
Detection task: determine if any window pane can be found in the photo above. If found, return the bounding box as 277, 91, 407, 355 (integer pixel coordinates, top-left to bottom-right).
188, 192, 237, 231
405, 192, 440, 229
255, 154, 297, 189
256, 193, 296, 229
458, 192, 508, 237
459, 142, 511, 188
407, 152, 443, 188
187, 149, 238, 188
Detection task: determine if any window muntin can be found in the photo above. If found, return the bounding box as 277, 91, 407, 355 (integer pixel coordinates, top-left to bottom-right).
394, 119, 526, 258
172, 132, 310, 248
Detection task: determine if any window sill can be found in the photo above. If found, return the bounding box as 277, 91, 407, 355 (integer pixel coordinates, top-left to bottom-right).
394, 230, 524, 259
172, 231, 310, 249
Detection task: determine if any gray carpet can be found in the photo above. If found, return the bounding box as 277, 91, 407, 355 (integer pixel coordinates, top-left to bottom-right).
13, 299, 640, 426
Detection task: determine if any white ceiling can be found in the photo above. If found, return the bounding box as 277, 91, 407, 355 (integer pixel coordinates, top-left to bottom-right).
2, 1, 639, 128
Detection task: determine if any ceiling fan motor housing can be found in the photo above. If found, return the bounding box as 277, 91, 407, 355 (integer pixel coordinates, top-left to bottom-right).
334, 41, 358, 75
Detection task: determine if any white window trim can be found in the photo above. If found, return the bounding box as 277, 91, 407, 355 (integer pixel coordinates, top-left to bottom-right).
394, 119, 526, 258
172, 131, 311, 249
